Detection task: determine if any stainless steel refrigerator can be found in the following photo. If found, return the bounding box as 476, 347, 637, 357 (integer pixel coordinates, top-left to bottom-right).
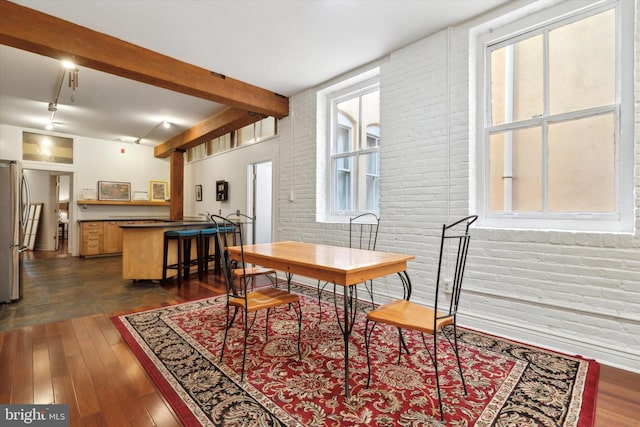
0, 160, 30, 303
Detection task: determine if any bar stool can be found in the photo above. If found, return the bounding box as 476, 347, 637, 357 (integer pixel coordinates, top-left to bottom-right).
162, 229, 202, 287
199, 227, 219, 279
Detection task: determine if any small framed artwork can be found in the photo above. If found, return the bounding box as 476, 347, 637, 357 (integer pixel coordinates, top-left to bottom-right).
150, 180, 168, 202
216, 180, 228, 201
133, 191, 149, 201
98, 181, 131, 201
195, 184, 203, 201
82, 188, 97, 200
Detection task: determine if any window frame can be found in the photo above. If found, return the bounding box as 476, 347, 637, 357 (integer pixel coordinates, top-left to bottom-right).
327, 78, 381, 218
474, 0, 634, 233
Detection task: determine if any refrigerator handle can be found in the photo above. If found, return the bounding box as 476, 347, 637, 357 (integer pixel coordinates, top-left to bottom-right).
20, 171, 30, 230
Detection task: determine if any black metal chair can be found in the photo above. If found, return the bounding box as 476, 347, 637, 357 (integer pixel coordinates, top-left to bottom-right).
212, 215, 302, 381
224, 212, 278, 288
317, 213, 380, 312
364, 215, 477, 422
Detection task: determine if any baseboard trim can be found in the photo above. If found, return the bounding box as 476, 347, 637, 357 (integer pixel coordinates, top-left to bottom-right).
459, 313, 640, 374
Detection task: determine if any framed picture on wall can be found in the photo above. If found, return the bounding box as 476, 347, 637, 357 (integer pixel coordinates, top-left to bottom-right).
150, 180, 168, 202
195, 184, 202, 201
133, 191, 149, 201
98, 181, 131, 201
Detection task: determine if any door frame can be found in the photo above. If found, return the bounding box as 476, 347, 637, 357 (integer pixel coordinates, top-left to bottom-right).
21, 161, 76, 256
246, 160, 273, 245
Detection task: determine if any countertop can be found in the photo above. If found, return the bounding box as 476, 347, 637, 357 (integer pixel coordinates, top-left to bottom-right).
119, 221, 213, 229
77, 217, 207, 223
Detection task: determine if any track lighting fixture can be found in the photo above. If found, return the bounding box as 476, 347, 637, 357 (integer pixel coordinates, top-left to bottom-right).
63, 60, 79, 90
45, 60, 79, 131
134, 121, 172, 144
68, 68, 79, 90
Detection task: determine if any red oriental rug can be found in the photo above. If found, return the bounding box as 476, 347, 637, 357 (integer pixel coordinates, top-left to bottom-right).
112, 285, 599, 426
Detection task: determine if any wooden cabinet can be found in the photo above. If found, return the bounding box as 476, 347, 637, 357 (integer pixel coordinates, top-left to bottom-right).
80, 221, 104, 256
80, 220, 160, 256
103, 221, 123, 254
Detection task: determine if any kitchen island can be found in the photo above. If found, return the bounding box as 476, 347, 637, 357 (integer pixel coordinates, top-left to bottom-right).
120, 221, 213, 281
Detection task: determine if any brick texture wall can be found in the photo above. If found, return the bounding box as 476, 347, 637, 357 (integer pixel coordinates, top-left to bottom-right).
191, 2, 640, 372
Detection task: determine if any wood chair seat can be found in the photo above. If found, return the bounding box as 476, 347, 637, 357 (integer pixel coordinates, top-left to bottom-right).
232, 266, 276, 279
229, 287, 299, 312
367, 300, 453, 335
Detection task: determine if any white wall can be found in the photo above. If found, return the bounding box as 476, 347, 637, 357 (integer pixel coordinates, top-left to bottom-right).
183, 140, 279, 228
194, 1, 640, 372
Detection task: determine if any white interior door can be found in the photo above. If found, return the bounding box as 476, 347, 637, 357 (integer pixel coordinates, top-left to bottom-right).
247, 161, 273, 244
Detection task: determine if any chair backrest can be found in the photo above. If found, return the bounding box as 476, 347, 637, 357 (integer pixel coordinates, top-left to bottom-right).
433, 215, 478, 323
350, 213, 380, 251
210, 214, 244, 296
226, 212, 255, 245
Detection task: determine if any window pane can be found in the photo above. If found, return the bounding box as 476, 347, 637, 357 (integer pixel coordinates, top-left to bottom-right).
491, 35, 543, 125
237, 123, 255, 145
334, 155, 353, 211
366, 174, 380, 211
489, 127, 542, 212
488, 132, 505, 211
360, 91, 380, 149
360, 152, 380, 211
336, 99, 359, 154
512, 127, 542, 211
336, 125, 351, 154
548, 114, 614, 212
549, 10, 615, 114
206, 138, 217, 156
257, 116, 276, 139
366, 124, 380, 148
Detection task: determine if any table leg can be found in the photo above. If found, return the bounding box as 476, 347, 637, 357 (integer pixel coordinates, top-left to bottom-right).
332, 284, 359, 397
343, 286, 350, 397
286, 272, 293, 292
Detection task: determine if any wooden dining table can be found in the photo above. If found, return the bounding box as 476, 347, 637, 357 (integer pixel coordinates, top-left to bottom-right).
227, 240, 415, 397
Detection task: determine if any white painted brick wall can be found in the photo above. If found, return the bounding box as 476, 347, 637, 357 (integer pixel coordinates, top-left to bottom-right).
186, 1, 639, 372
273, 2, 640, 372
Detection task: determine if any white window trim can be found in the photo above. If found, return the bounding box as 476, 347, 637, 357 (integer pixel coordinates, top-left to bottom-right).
472, 0, 634, 233
317, 68, 380, 223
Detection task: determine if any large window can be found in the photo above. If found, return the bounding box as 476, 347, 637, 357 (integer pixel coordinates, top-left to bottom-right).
330, 85, 380, 215
476, 0, 633, 232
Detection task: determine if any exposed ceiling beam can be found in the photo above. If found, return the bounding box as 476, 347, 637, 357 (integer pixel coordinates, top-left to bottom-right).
0, 0, 289, 119
154, 108, 264, 158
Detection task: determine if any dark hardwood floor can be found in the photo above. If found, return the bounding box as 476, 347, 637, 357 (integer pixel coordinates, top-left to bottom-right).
0, 243, 638, 426
1, 242, 222, 332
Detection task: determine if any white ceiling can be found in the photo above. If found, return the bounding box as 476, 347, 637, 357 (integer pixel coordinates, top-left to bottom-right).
0, 0, 511, 146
